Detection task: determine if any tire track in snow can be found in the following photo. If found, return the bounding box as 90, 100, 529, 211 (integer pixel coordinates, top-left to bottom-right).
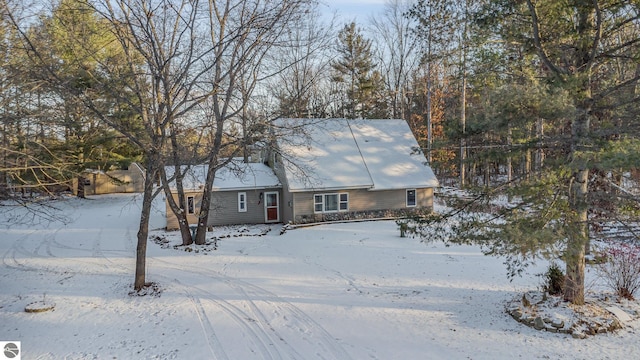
301, 256, 366, 295
192, 292, 286, 360
1, 232, 71, 276
35, 230, 58, 258
1, 231, 37, 274
92, 228, 106, 259
124, 227, 135, 253
152, 258, 351, 360
43, 229, 57, 257
224, 275, 352, 360
13, 235, 47, 259
92, 225, 135, 261
51, 237, 75, 250
194, 285, 306, 360
186, 292, 230, 360
2, 227, 129, 278
38, 227, 72, 258
157, 273, 286, 360
198, 232, 350, 359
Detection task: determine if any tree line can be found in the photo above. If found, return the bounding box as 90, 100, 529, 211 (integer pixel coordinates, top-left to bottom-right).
1, 0, 639, 304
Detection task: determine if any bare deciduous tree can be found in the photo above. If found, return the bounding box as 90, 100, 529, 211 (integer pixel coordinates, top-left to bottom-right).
193, 0, 316, 245
370, 0, 419, 121
4, 0, 223, 291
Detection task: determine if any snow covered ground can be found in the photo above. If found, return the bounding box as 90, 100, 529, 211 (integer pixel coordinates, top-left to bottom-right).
1, 193, 639, 359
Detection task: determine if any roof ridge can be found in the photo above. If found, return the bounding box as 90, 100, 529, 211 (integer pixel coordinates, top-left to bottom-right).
346, 119, 375, 190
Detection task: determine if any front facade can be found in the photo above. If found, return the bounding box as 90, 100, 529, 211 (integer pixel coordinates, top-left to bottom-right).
165, 187, 282, 230
208, 188, 282, 226
165, 118, 438, 229
274, 118, 439, 224
165, 162, 281, 230
284, 188, 434, 224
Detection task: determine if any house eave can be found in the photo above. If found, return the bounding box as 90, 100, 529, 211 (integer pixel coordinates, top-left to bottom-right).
367, 182, 440, 191
212, 185, 281, 192
172, 185, 282, 193
287, 185, 372, 193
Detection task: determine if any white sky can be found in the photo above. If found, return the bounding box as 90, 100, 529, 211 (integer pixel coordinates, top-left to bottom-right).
321, 0, 387, 23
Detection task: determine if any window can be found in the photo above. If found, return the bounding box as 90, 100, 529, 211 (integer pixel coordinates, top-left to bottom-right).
406, 189, 417, 207
339, 193, 349, 210
187, 196, 195, 214
314, 195, 323, 212
238, 192, 247, 212
325, 194, 338, 211
314, 193, 348, 213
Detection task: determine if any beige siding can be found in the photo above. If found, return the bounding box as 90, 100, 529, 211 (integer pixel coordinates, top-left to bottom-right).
419, 188, 434, 208
78, 164, 145, 195
290, 187, 434, 223
273, 160, 295, 223
280, 187, 294, 224
165, 191, 203, 230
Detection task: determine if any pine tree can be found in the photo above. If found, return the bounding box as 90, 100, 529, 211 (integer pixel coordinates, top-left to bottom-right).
407, 0, 640, 305
0, 0, 143, 197
331, 22, 384, 119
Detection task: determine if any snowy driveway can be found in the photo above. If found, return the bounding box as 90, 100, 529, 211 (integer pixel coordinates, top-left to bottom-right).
1, 194, 639, 359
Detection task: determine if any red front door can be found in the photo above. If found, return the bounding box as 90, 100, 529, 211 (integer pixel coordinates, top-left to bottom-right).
265, 192, 279, 222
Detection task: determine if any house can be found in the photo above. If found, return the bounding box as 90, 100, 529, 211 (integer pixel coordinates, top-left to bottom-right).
73, 163, 145, 196
273, 118, 439, 224
164, 162, 281, 230
164, 118, 438, 229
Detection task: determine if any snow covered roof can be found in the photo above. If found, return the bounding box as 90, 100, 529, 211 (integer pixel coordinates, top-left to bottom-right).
276, 119, 373, 191
276, 118, 438, 192
166, 161, 280, 192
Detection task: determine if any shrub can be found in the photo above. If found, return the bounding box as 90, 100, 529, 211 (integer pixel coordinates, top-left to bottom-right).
542, 262, 565, 296
597, 243, 640, 300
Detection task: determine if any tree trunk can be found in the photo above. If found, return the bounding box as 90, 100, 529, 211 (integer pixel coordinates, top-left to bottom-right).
564, 219, 586, 305
160, 166, 193, 246
524, 149, 531, 181
534, 118, 544, 173
134, 191, 152, 291
77, 176, 86, 198
460, 77, 466, 187
134, 159, 159, 291
484, 157, 490, 188
565, 167, 589, 305
173, 184, 193, 246
426, 50, 433, 164
166, 131, 193, 245
564, 100, 591, 304
483, 133, 490, 187
194, 162, 217, 245
507, 125, 512, 186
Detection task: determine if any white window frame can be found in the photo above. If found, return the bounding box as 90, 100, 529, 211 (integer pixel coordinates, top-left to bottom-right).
314, 193, 348, 213
339, 193, 349, 211
238, 192, 247, 212
187, 196, 195, 214
406, 189, 417, 207
314, 195, 323, 213
264, 191, 280, 222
